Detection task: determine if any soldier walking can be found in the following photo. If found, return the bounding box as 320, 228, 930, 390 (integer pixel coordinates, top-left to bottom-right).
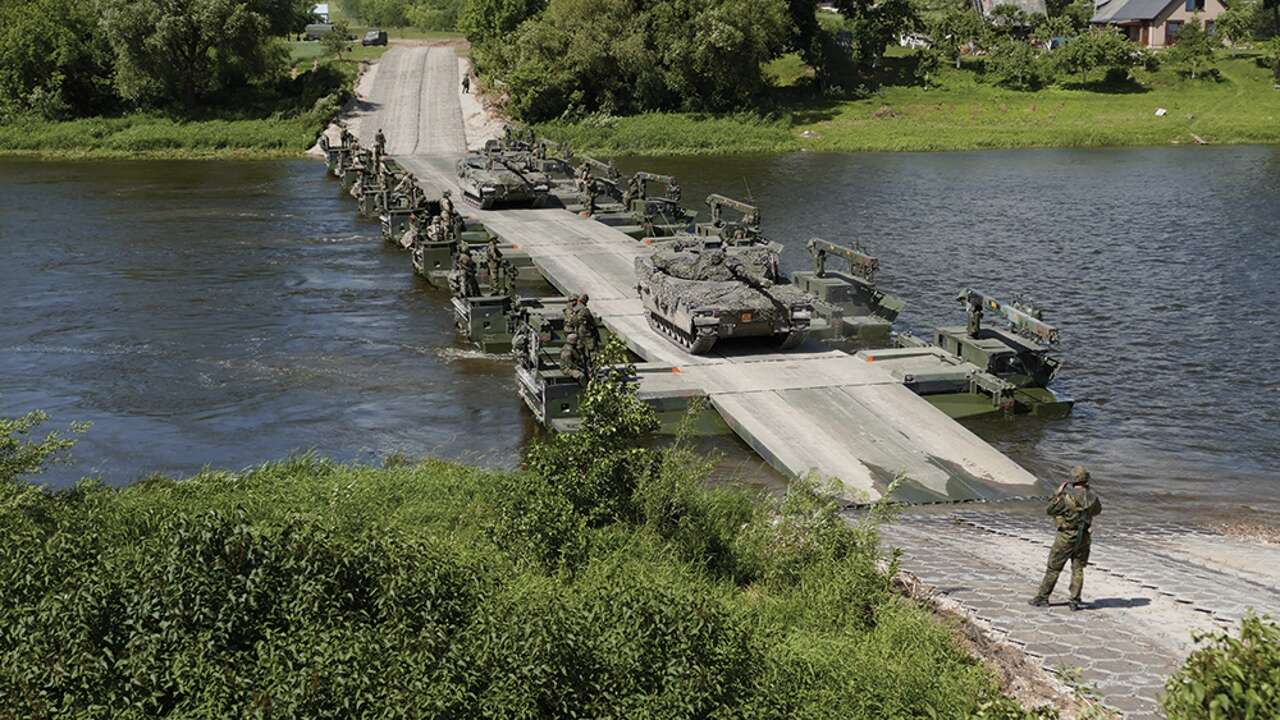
1030, 466, 1103, 611
461, 74, 471, 94
375, 129, 387, 155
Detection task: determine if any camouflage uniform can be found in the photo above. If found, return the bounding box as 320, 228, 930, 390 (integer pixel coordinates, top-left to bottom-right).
569, 293, 599, 353
457, 250, 480, 299
1032, 467, 1103, 609
486, 240, 504, 294
559, 333, 589, 384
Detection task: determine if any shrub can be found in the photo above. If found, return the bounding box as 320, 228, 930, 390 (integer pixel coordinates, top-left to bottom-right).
1163, 613, 1280, 719
986, 39, 1050, 90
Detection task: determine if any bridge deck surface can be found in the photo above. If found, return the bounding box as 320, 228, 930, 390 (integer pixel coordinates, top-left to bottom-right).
393, 159, 1041, 502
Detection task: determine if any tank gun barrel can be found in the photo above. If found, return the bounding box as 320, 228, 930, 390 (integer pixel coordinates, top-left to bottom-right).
957, 289, 1058, 344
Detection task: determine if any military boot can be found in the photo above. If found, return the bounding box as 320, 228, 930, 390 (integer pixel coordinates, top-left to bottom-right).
1028, 597, 1049, 607
1068, 599, 1084, 612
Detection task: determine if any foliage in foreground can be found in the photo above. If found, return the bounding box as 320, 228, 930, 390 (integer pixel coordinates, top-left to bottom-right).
0, 344, 1018, 718
1163, 613, 1280, 719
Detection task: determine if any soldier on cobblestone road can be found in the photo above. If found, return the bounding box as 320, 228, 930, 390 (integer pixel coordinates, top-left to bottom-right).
1030, 466, 1103, 611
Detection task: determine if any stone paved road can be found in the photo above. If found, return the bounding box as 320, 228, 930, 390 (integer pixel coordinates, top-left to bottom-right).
880, 506, 1280, 719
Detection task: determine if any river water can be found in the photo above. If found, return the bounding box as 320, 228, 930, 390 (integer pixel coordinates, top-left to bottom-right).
2, 148, 1278, 520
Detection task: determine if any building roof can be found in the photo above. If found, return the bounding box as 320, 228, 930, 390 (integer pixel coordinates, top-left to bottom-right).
1091, 0, 1175, 22
978, 0, 1049, 16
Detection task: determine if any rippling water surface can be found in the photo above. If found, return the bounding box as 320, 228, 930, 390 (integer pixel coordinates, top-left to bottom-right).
2, 150, 1277, 520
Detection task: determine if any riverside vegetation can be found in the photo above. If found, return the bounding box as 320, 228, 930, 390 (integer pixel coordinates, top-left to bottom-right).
0, 0, 396, 158
3, 341, 1278, 718
6, 0, 1280, 157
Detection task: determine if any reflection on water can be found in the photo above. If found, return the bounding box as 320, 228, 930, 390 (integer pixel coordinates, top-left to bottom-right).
2, 149, 1278, 521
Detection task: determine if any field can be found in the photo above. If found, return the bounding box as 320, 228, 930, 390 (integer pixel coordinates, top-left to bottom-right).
538, 50, 1280, 155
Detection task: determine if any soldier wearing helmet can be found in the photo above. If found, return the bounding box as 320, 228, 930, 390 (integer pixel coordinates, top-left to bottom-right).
1030, 466, 1102, 611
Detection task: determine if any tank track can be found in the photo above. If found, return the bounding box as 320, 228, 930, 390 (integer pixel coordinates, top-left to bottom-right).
645, 310, 717, 355
778, 328, 807, 350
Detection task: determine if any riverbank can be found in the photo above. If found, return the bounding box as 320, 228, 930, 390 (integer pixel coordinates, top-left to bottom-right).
536, 52, 1280, 155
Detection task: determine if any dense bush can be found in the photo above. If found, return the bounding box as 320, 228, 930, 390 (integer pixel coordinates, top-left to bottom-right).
1162, 613, 1280, 719
0, 345, 1013, 717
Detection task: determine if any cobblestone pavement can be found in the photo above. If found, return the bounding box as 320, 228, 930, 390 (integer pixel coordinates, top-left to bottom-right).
880, 507, 1280, 719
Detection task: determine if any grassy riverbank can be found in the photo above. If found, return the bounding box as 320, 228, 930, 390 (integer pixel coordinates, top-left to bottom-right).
537, 51, 1280, 155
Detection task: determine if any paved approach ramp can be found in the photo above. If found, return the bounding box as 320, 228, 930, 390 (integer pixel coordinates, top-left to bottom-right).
375, 50, 1041, 503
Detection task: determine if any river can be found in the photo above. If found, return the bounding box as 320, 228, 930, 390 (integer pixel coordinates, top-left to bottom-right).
2, 148, 1277, 521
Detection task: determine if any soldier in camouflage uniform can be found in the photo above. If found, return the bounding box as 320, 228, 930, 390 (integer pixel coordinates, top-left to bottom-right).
456, 249, 480, 299
559, 333, 589, 384
485, 239, 504, 295
1030, 466, 1103, 611
568, 293, 599, 354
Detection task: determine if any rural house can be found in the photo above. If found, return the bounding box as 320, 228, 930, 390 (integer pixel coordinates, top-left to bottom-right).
1091, 0, 1227, 47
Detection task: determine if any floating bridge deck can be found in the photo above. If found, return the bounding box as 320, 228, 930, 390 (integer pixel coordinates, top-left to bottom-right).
397, 155, 1041, 504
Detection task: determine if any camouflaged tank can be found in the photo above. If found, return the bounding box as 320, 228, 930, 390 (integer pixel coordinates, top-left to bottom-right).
455, 148, 551, 209
636, 244, 814, 354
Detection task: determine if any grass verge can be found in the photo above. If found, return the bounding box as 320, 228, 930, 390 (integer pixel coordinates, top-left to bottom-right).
537, 51, 1280, 156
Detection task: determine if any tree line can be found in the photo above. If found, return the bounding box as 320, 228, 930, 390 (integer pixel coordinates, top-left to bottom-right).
0, 0, 319, 119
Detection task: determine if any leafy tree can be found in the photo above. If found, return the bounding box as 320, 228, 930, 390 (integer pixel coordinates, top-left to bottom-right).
459, 0, 546, 44
985, 38, 1047, 89
930, 7, 988, 68
988, 4, 1031, 38
0, 0, 116, 118
1266, 36, 1280, 82
1166, 14, 1219, 79
1, 409, 87, 484
1032, 13, 1077, 48
323, 20, 352, 59
1055, 27, 1137, 83
406, 0, 464, 30
1216, 0, 1258, 46
484, 0, 790, 121
831, 0, 922, 73
100, 0, 291, 109
915, 46, 942, 87
1061, 0, 1095, 31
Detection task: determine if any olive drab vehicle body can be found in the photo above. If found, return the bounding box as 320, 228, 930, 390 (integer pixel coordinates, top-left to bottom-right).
456, 141, 552, 209
636, 243, 814, 354
791, 238, 904, 350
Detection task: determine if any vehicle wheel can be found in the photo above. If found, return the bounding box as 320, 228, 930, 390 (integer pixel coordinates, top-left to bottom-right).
778, 329, 806, 350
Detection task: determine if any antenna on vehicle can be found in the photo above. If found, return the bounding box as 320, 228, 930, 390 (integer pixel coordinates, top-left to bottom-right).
743, 178, 755, 204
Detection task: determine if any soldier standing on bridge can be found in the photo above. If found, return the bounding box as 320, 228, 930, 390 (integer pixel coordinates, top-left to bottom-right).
456, 248, 480, 298
569, 293, 599, 355
559, 333, 590, 384
375, 129, 387, 155
1030, 466, 1103, 611
485, 239, 504, 295
966, 296, 984, 337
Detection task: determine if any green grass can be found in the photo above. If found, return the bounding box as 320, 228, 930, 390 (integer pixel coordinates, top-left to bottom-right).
538, 50, 1280, 155
0, 114, 327, 159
